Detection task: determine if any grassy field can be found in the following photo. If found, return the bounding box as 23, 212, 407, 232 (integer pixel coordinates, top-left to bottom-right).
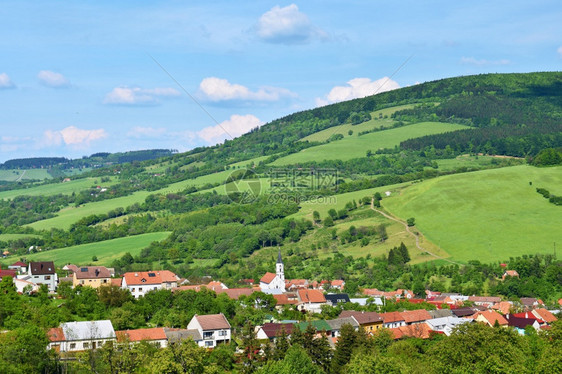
0, 177, 117, 200
435, 155, 524, 171
14, 232, 171, 266
0, 233, 42, 241
0, 169, 52, 182
271, 122, 470, 165
300, 104, 417, 143
383, 165, 562, 263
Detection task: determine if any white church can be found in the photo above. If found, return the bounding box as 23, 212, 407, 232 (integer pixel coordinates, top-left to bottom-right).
259, 249, 286, 294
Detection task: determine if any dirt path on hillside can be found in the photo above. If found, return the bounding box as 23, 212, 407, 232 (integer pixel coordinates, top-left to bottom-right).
15, 170, 26, 182
370, 199, 460, 265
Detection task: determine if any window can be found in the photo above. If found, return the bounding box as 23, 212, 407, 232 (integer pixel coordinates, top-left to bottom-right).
83, 342, 89, 349
131, 288, 135, 292
205, 341, 214, 347
69, 343, 76, 349
80, 280, 84, 285
45, 276, 51, 280
203, 332, 214, 339
219, 330, 228, 336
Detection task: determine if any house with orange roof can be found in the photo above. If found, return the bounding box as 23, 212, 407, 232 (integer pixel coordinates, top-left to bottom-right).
116, 327, 168, 348
330, 280, 345, 290
390, 323, 433, 340
380, 311, 406, 328
187, 313, 231, 348
468, 296, 501, 308
400, 309, 432, 325
8, 261, 27, 274
122, 270, 179, 298
273, 294, 299, 309
297, 289, 327, 313
502, 270, 519, 280
531, 308, 557, 325
492, 301, 513, 315
473, 310, 508, 327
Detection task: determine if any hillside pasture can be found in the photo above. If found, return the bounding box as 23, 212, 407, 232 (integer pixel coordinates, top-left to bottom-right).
0, 177, 117, 200
383, 165, 562, 263
0, 233, 42, 242
0, 169, 52, 182
271, 122, 470, 165
18, 232, 171, 266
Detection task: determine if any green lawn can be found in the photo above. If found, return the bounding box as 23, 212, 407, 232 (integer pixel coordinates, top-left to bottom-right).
271, 122, 470, 165
383, 165, 562, 263
0, 169, 52, 182
18, 232, 171, 266
0, 233, 42, 241
0, 177, 116, 200
435, 155, 523, 171
301, 104, 417, 143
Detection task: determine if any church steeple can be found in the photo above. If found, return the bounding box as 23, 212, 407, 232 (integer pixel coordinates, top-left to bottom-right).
276, 248, 284, 282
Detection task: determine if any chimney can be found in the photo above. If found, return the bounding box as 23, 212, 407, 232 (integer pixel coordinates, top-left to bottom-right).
95, 269, 100, 277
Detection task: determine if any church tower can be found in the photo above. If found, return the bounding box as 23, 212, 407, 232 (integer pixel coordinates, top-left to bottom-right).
276, 248, 284, 282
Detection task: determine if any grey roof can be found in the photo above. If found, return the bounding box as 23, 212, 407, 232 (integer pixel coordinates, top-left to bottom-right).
277, 248, 283, 264
429, 309, 454, 319
61, 320, 115, 341
164, 328, 202, 343
326, 317, 359, 330
325, 293, 351, 305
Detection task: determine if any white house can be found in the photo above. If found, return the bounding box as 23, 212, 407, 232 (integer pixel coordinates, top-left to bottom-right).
187, 313, 231, 348
425, 316, 471, 336
296, 289, 327, 313
8, 261, 27, 274
24, 261, 57, 291
48, 320, 116, 352
122, 270, 179, 298
259, 249, 286, 294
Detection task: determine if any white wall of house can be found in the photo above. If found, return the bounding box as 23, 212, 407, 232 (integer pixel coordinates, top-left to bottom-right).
29, 273, 57, 292
122, 279, 162, 298
187, 318, 231, 348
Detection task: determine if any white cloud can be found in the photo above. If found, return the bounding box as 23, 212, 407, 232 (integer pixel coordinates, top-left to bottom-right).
558, 46, 562, 58
460, 57, 510, 66
38, 70, 70, 88
316, 77, 400, 106
197, 114, 263, 144
255, 4, 327, 44
43, 126, 107, 148
198, 77, 296, 102
0, 73, 15, 89
127, 127, 167, 139
103, 86, 180, 105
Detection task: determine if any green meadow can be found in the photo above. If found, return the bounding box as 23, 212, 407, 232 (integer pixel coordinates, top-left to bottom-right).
272, 122, 470, 165
0, 177, 115, 200
0, 169, 53, 182
18, 232, 171, 266
0, 233, 42, 242
383, 165, 562, 263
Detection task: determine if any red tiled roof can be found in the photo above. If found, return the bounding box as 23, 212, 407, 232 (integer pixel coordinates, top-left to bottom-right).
123, 270, 178, 286
260, 323, 295, 338
331, 280, 345, 287
492, 301, 512, 315
0, 269, 17, 278
116, 327, 167, 342
390, 324, 433, 339
474, 310, 508, 326
206, 281, 226, 290
194, 314, 231, 330
273, 294, 298, 305
10, 261, 27, 267
298, 289, 326, 303
380, 311, 405, 323
468, 296, 501, 303
48, 327, 65, 342
260, 272, 276, 284
221, 288, 254, 299
339, 311, 382, 325
400, 309, 432, 324
533, 308, 557, 323
111, 278, 122, 287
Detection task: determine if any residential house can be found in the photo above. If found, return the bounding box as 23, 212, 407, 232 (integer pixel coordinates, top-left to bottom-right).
285, 279, 309, 291
505, 315, 541, 335
116, 327, 168, 348
187, 313, 231, 348
8, 261, 27, 274
452, 307, 478, 318
492, 301, 513, 315
428, 309, 453, 319
72, 266, 111, 288
468, 296, 501, 308
13, 277, 39, 293
380, 311, 406, 328
296, 289, 327, 313
349, 297, 383, 307
531, 308, 557, 325
520, 298, 543, 310
473, 310, 508, 327
425, 316, 471, 336
163, 328, 202, 345
272, 294, 299, 309
296, 320, 332, 338
330, 280, 345, 291
390, 324, 433, 340
339, 311, 383, 333
26, 261, 57, 291
0, 269, 17, 281
401, 309, 432, 325
326, 317, 360, 338
256, 323, 295, 341
325, 293, 351, 307
122, 270, 179, 298
502, 270, 519, 280
48, 320, 116, 352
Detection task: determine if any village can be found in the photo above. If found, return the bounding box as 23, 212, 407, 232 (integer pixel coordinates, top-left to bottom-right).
1, 249, 559, 357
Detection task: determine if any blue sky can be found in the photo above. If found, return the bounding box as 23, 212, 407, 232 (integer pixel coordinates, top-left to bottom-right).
1, 0, 561, 162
